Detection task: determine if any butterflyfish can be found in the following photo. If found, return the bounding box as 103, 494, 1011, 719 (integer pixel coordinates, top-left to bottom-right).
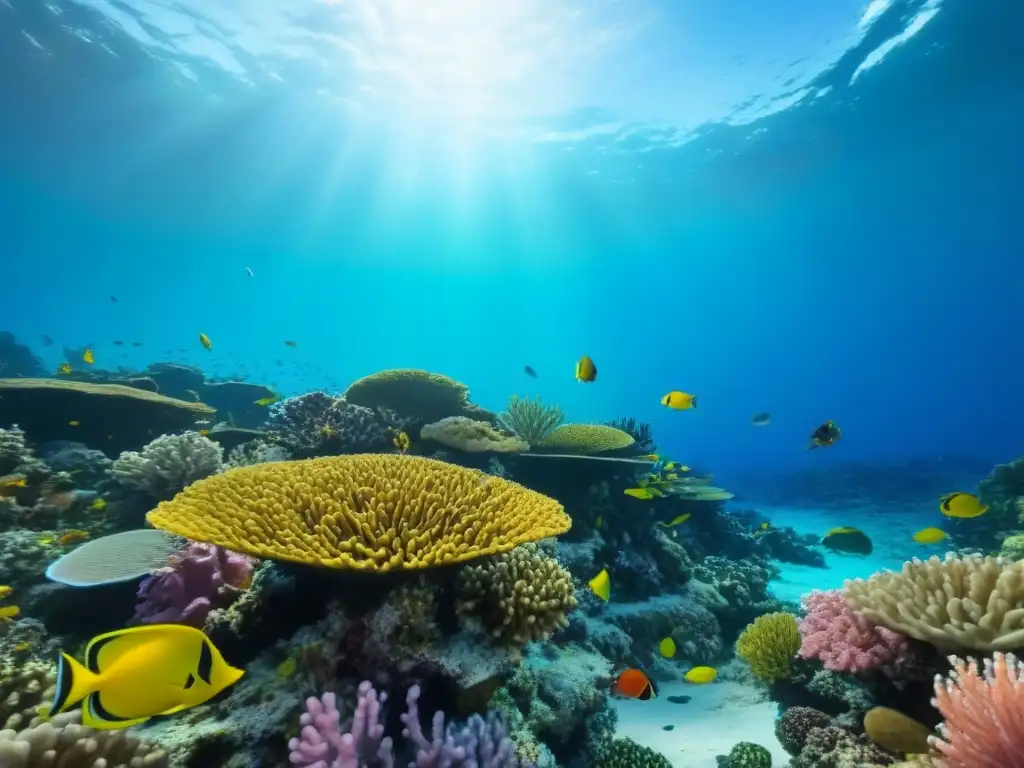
684, 666, 717, 685
939, 492, 988, 519
658, 637, 676, 658
0, 605, 20, 622
89, 498, 107, 511
612, 669, 657, 700
808, 420, 841, 449
57, 363, 72, 375
50, 623, 244, 730
0, 586, 12, 598
821, 526, 873, 555
254, 395, 282, 407
82, 349, 95, 365
199, 333, 212, 351
912, 527, 947, 544
575, 355, 597, 383
588, 568, 611, 601
661, 391, 697, 410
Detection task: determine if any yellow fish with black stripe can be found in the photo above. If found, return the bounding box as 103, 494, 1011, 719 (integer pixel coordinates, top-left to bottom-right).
51, 623, 244, 730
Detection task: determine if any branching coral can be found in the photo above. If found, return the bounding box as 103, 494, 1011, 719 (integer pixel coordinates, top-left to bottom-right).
421, 417, 529, 453
736, 612, 801, 683
456, 543, 577, 647
930, 652, 1024, 768
0, 710, 167, 767
844, 554, 1024, 651
225, 439, 290, 468
133, 542, 255, 627
497, 396, 565, 447
147, 454, 571, 572
798, 590, 909, 673
111, 431, 223, 502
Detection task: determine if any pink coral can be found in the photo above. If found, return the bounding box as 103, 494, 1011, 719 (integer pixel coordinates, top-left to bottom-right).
798, 589, 908, 673
931, 652, 1024, 768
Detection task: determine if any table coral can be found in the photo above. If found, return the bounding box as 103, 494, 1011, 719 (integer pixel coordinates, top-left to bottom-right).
798, 590, 909, 673
146, 454, 571, 572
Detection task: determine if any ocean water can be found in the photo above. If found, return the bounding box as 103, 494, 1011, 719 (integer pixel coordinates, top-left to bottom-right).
1, 0, 1023, 766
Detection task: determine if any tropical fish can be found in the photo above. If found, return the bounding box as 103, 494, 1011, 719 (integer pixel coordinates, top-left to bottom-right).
684, 666, 717, 685
640, 454, 660, 462
56, 363, 72, 375
753, 521, 776, 538
198, 429, 210, 437
58, 530, 90, 546
661, 391, 697, 410
594, 516, 603, 529
254, 395, 281, 407
0, 586, 12, 599
575, 355, 597, 383
13, 641, 30, 652
245, 266, 254, 277
612, 669, 657, 700
0, 476, 27, 490
0, 605, 20, 622
68, 420, 80, 427
88, 498, 107, 512
110, 296, 117, 303
939, 492, 988, 519
821, 526, 873, 555
751, 412, 771, 426
808, 420, 841, 449
392, 431, 410, 453
658, 637, 676, 658
113, 340, 124, 346
275, 657, 297, 679
624, 487, 656, 500
523, 365, 538, 378
284, 340, 298, 348
82, 349, 95, 365
199, 333, 212, 351
36, 536, 56, 545
588, 569, 611, 601
50, 623, 245, 730
658, 513, 691, 528
913, 527, 947, 544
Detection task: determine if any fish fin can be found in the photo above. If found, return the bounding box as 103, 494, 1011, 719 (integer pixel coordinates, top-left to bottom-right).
82, 692, 150, 730
158, 703, 189, 716
691, 396, 697, 408
52, 652, 99, 715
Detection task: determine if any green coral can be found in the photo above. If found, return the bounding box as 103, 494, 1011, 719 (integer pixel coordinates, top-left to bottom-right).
597, 737, 672, 768
722, 742, 772, 767
1000, 533, 1024, 561
498, 395, 565, 446
736, 612, 800, 683
539, 424, 635, 454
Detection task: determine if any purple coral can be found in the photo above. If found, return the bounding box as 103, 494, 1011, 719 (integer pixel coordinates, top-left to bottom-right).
289, 682, 534, 768
133, 542, 255, 627
267, 393, 391, 457
798, 589, 908, 673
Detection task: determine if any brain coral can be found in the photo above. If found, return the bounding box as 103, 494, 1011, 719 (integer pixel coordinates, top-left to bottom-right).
343, 369, 474, 422
539, 424, 635, 454
146, 454, 571, 572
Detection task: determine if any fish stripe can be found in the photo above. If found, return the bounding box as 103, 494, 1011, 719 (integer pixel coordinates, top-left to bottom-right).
86, 634, 116, 674
87, 691, 132, 725
52, 653, 75, 714
184, 672, 195, 690
197, 640, 213, 685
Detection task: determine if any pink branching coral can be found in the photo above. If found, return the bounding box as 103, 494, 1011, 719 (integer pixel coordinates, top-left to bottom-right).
798, 589, 908, 673
930, 652, 1024, 768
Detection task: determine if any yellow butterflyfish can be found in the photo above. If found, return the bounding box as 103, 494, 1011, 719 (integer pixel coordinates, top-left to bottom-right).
588, 569, 611, 602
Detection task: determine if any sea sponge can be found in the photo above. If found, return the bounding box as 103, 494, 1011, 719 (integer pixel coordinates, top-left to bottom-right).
146, 454, 571, 572
736, 612, 801, 683
863, 707, 932, 756
343, 369, 475, 422
597, 737, 672, 768
539, 424, 635, 454
0, 660, 55, 731
723, 742, 772, 767
844, 554, 1024, 651
456, 543, 578, 646
421, 417, 529, 453
0, 710, 167, 767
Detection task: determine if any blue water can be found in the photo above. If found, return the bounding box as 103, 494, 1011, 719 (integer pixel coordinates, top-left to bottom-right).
2, 0, 1022, 484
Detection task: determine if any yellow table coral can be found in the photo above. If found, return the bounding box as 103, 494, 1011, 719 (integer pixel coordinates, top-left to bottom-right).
146, 454, 571, 572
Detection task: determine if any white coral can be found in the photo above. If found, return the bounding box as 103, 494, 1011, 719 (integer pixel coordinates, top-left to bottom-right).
112, 431, 223, 501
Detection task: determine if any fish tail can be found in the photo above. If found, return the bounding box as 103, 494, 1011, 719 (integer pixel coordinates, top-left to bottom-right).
52, 652, 100, 715
691, 396, 698, 408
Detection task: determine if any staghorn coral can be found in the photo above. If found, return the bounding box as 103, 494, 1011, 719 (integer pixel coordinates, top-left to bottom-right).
421, 417, 529, 453
111, 431, 224, 503
736, 612, 801, 683
266, 393, 392, 458
0, 710, 167, 767
0, 659, 55, 731
456, 543, 577, 647
597, 738, 671, 768
539, 424, 634, 454
844, 554, 1024, 651
799, 590, 909, 673
775, 707, 833, 757
930, 652, 1024, 768
146, 454, 571, 572
497, 396, 565, 447
133, 542, 255, 627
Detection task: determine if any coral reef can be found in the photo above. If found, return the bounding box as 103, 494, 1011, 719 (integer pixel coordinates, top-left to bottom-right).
0, 658, 55, 731
790, 725, 895, 767
456, 543, 577, 647
343, 369, 492, 426
134, 542, 255, 627
147, 455, 571, 571
497, 396, 565, 447
798, 590, 909, 673
862, 707, 932, 756
422, 417, 529, 453
266, 392, 392, 457
111, 431, 224, 503
719, 742, 772, 768
604, 417, 655, 455
775, 706, 833, 756
736, 612, 801, 683
225, 439, 290, 468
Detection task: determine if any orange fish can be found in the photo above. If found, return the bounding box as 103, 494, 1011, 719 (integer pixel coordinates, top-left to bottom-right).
575, 355, 597, 383
612, 669, 657, 700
